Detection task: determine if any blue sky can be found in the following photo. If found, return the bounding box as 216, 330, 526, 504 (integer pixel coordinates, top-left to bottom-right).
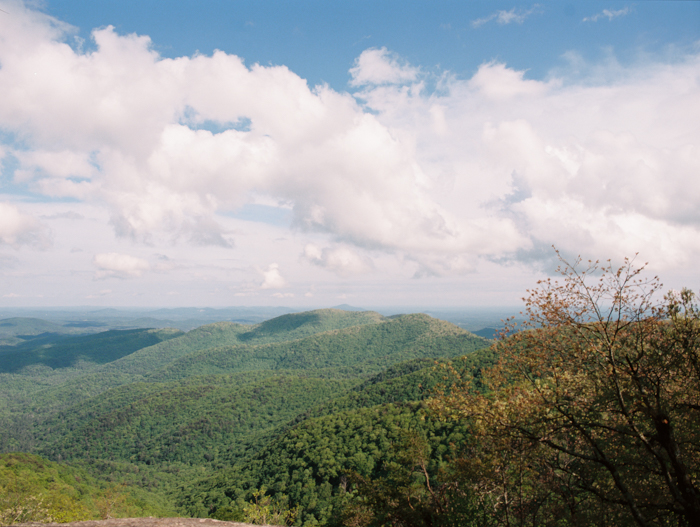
0, 1, 698, 307
42, 1, 699, 88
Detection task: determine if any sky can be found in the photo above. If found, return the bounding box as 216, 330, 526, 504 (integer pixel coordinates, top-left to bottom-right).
0, 0, 699, 308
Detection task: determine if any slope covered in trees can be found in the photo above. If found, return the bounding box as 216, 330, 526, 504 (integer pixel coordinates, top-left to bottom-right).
176, 347, 499, 525
424, 256, 700, 527
0, 310, 406, 434
146, 314, 484, 381
38, 375, 355, 468
181, 402, 468, 524
0, 308, 492, 523
5, 265, 691, 527
0, 452, 174, 522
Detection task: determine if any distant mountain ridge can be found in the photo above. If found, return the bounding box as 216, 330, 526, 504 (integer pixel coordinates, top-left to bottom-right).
0, 328, 183, 374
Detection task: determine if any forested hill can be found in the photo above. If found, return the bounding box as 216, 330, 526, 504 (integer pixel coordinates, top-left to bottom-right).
145, 313, 483, 381
0, 308, 492, 524
3, 264, 690, 527
102, 309, 388, 377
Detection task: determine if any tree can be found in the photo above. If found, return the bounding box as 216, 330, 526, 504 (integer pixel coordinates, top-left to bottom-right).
240, 487, 299, 526
336, 431, 478, 527
431, 252, 700, 526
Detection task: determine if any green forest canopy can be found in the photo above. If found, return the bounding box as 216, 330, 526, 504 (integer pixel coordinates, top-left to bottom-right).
1, 264, 697, 527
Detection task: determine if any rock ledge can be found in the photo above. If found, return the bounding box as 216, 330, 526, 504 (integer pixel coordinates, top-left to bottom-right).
9, 519, 271, 527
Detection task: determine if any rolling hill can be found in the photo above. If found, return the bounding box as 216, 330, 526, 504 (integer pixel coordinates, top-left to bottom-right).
0, 308, 493, 524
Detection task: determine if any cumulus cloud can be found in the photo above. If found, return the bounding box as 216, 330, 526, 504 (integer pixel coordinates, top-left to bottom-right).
468, 61, 552, 99
0, 8, 450, 259
472, 5, 542, 28
349, 47, 419, 86
583, 7, 631, 23
15, 149, 96, 181
1, 1, 699, 284
356, 54, 700, 270
303, 244, 374, 277
0, 203, 51, 248
260, 263, 287, 289
93, 252, 151, 279
273, 292, 294, 298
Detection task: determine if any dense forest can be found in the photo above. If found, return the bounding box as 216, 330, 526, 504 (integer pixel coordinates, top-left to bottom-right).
0, 308, 489, 523
1, 257, 698, 526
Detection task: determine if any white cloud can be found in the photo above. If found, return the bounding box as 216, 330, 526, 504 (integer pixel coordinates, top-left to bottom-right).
260, 263, 287, 289
349, 47, 419, 86
355, 53, 700, 271
273, 292, 294, 298
472, 5, 542, 28
303, 244, 373, 277
93, 252, 150, 279
16, 149, 96, 180
583, 7, 631, 23
0, 203, 51, 248
0, 10, 449, 259
0, 2, 699, 296
468, 61, 553, 99
41, 211, 84, 220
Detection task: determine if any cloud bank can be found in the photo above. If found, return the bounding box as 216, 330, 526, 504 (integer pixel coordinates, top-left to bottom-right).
351, 50, 700, 272
0, 0, 698, 295
0, 203, 50, 248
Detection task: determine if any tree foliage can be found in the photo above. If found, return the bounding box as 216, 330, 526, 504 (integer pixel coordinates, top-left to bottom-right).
430, 253, 700, 526
337, 431, 478, 527
0, 452, 165, 523
0, 307, 498, 525
179, 402, 471, 525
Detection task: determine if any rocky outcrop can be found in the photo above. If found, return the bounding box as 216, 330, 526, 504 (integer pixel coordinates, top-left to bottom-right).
10, 519, 274, 527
